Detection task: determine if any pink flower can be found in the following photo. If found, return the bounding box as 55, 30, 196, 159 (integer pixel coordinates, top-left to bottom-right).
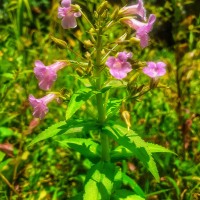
34, 60, 67, 91
29, 94, 56, 119
106, 52, 132, 79
143, 62, 166, 78
119, 0, 146, 21
121, 14, 156, 48
58, 0, 81, 29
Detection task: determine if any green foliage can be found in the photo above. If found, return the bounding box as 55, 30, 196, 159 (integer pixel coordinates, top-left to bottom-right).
0, 0, 199, 199
65, 87, 96, 121
83, 162, 116, 199
104, 124, 160, 181
56, 138, 101, 162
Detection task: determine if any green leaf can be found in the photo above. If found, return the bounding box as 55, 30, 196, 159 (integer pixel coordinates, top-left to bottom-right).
122, 173, 145, 197
112, 168, 123, 191
28, 121, 66, 147
0, 151, 5, 162
111, 143, 175, 162
66, 87, 95, 121
105, 79, 127, 88
0, 127, 14, 139
0, 158, 12, 171
69, 192, 84, 200
28, 119, 97, 147
56, 138, 101, 162
147, 143, 176, 154
111, 146, 133, 161
106, 98, 123, 118
112, 189, 145, 200
83, 162, 116, 200
103, 124, 159, 181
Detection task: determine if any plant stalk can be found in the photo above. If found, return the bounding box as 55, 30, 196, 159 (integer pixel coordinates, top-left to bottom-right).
95, 28, 110, 162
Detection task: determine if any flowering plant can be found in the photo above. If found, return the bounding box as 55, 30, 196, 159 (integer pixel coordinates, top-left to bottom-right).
28, 0, 173, 198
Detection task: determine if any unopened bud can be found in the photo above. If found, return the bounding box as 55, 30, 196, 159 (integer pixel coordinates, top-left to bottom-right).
97, 1, 109, 15
50, 35, 67, 49
76, 68, 85, 77
122, 110, 131, 130
86, 60, 93, 76
101, 9, 109, 19
71, 4, 81, 12
111, 7, 119, 20
128, 72, 139, 85
83, 40, 93, 48
94, 11, 99, 19
130, 37, 140, 44
136, 85, 145, 93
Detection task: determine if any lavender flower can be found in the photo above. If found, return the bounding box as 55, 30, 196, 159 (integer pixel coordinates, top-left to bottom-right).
143, 61, 166, 78
119, 0, 146, 21
121, 14, 156, 48
58, 0, 81, 29
29, 94, 56, 119
34, 60, 67, 91
106, 52, 132, 79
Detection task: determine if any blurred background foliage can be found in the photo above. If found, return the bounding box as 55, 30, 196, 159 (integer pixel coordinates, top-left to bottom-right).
0, 0, 199, 199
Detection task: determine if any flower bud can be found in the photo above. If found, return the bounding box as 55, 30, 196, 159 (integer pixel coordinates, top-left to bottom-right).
129, 37, 140, 44
83, 40, 93, 48
50, 35, 67, 49
97, 1, 109, 15
111, 7, 119, 20
76, 68, 85, 77
121, 110, 131, 130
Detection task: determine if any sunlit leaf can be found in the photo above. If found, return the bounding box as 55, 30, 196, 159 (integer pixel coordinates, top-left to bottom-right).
83, 162, 116, 199
56, 138, 101, 162
112, 189, 145, 200
122, 173, 145, 197
66, 87, 96, 121
103, 124, 159, 181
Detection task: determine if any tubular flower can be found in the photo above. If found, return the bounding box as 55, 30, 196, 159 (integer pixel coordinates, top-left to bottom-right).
143, 61, 166, 78
29, 94, 56, 119
106, 52, 132, 79
58, 0, 81, 29
34, 60, 67, 91
119, 0, 146, 21
121, 14, 156, 48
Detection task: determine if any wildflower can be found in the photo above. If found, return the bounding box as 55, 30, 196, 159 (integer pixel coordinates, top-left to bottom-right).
106, 52, 132, 79
34, 60, 67, 91
121, 14, 156, 48
143, 61, 166, 78
119, 0, 146, 21
29, 93, 56, 119
58, 0, 81, 29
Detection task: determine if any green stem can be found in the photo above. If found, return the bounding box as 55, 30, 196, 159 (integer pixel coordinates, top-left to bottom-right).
95, 28, 110, 162
0, 173, 20, 197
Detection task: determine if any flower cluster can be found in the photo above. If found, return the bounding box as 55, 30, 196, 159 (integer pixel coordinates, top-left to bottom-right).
120, 0, 156, 48
29, 0, 167, 119
106, 0, 166, 80
29, 61, 67, 119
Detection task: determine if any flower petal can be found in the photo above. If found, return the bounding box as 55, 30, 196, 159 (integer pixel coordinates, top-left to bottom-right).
61, 13, 77, 29
61, 0, 71, 7
106, 57, 116, 68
